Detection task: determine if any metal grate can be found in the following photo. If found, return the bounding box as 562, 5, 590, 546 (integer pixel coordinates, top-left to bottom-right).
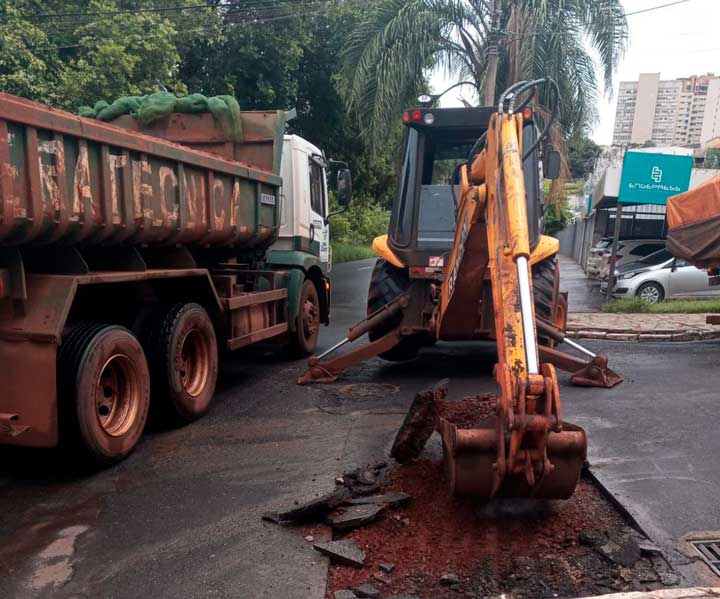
691, 540, 720, 577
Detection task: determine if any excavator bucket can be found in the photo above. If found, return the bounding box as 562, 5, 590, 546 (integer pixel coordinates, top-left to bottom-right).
436, 365, 588, 499
438, 416, 587, 499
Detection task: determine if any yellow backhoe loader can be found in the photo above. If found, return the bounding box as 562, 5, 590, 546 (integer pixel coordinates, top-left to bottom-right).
300, 79, 621, 499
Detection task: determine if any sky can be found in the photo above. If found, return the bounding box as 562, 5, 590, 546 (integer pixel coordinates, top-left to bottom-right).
430, 0, 720, 145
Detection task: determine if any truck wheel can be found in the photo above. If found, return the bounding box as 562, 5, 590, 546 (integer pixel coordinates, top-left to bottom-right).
58, 324, 150, 465
532, 255, 567, 346
291, 280, 321, 357
146, 303, 219, 424
367, 259, 426, 362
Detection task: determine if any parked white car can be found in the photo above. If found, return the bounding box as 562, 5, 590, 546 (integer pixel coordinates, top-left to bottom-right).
586, 237, 613, 277
601, 248, 718, 303
598, 239, 666, 280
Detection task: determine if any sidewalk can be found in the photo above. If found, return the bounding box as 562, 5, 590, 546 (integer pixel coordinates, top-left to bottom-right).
559, 254, 604, 313
567, 312, 720, 342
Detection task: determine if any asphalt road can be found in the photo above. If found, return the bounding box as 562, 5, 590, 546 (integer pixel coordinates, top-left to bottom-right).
1, 257, 719, 598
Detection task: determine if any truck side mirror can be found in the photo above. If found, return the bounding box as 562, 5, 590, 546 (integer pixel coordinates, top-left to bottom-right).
337, 169, 353, 207
544, 150, 561, 180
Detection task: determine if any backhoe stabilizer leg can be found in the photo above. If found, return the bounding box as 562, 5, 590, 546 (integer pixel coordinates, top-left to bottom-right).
297, 329, 403, 384
538, 345, 623, 388
297, 296, 410, 385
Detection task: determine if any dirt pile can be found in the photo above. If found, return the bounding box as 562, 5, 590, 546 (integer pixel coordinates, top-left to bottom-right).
326, 459, 678, 599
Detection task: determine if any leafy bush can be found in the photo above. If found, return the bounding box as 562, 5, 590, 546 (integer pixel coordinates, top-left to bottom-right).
329, 195, 390, 246
544, 197, 573, 235
332, 242, 377, 263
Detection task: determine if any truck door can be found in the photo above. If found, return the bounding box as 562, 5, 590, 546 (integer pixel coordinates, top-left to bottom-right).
308, 156, 330, 268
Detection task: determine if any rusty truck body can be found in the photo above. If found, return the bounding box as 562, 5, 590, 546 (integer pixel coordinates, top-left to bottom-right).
0, 92, 346, 463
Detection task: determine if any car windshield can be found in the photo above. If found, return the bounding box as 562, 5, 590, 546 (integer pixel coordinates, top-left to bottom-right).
637, 248, 672, 265
595, 239, 613, 249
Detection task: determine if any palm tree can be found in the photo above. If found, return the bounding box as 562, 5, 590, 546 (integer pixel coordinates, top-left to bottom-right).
341, 0, 627, 144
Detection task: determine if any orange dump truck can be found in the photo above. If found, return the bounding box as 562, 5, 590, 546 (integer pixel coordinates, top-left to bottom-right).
0, 93, 349, 463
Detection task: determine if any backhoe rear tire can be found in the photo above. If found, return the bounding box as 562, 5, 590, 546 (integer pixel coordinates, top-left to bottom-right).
532, 255, 567, 346
367, 259, 427, 362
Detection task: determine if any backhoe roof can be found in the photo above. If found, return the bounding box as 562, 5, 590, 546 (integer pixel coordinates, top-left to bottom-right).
403, 105, 495, 137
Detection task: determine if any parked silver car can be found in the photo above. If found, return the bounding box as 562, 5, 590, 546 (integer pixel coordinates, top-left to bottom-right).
597, 239, 666, 280
602, 248, 717, 303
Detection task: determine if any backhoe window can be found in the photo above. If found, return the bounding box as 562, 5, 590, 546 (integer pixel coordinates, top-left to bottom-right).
390, 129, 420, 247
416, 138, 475, 250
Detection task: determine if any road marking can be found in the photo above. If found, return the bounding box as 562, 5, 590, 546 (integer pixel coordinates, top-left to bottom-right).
357, 266, 373, 271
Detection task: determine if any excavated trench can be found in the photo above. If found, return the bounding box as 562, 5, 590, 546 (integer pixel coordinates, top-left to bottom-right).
318, 394, 678, 599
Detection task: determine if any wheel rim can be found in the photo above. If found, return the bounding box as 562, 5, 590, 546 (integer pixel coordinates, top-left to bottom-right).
640, 285, 661, 304
302, 297, 319, 340
95, 354, 141, 437
177, 329, 211, 398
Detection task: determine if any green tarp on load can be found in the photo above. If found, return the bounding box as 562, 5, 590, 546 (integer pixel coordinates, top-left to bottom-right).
78, 92, 243, 142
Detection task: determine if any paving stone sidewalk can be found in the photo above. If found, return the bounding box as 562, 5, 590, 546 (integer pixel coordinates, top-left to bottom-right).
567, 313, 720, 342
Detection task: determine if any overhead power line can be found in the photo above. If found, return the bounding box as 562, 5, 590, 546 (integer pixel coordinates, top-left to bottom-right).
623, 0, 691, 17
13, 8, 331, 52
1, 0, 329, 23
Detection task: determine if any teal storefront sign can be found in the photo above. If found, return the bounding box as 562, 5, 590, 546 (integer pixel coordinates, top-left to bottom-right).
618, 151, 693, 205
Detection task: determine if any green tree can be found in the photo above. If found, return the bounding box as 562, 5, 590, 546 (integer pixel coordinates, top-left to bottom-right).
0, 6, 65, 104
544, 195, 573, 235
567, 133, 601, 179
55, 1, 187, 109
342, 0, 628, 142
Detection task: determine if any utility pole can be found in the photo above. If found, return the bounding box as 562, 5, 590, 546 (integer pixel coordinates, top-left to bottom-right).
483, 0, 503, 106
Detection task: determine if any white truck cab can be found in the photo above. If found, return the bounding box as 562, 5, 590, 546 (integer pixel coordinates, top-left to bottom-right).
276, 135, 332, 272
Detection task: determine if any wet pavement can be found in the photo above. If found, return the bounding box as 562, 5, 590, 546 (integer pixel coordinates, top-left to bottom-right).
0, 258, 719, 597
558, 254, 604, 313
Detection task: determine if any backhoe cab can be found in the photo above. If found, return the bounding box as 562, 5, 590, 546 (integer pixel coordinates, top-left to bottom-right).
377, 105, 547, 271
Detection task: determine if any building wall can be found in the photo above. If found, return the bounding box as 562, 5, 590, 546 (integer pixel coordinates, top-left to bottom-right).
612, 73, 720, 147
630, 73, 660, 144
701, 78, 720, 145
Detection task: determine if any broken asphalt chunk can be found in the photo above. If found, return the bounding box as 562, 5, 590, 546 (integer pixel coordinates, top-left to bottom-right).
327, 504, 384, 531
313, 539, 366, 568
378, 562, 395, 574
390, 380, 447, 464
352, 583, 380, 598
349, 492, 411, 508
265, 487, 350, 525
440, 572, 460, 586
596, 535, 641, 567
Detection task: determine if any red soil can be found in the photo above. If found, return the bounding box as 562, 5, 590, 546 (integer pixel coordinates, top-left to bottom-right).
326, 459, 657, 599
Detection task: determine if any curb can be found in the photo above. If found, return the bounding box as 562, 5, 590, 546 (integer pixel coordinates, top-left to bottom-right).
566, 329, 720, 342
585, 588, 720, 599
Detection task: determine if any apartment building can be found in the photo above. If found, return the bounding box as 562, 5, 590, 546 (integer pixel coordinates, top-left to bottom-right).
612, 73, 720, 147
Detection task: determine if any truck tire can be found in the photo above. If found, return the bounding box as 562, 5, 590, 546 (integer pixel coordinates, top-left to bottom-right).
58, 324, 150, 465
291, 280, 321, 357
145, 303, 219, 424
367, 259, 426, 362
532, 255, 567, 346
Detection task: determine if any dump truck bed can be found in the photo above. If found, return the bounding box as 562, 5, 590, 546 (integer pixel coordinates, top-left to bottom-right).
667, 174, 720, 268
0, 93, 281, 249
